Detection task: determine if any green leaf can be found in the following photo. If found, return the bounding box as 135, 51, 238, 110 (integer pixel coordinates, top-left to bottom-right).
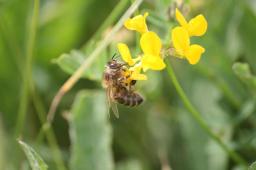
116, 159, 143, 170
69, 90, 114, 170
54, 50, 107, 81
0, 118, 5, 170
18, 140, 48, 170
249, 161, 256, 170
232, 99, 255, 125
176, 80, 231, 170
232, 62, 256, 91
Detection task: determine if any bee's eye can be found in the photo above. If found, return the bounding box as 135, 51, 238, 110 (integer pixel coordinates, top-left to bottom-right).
109, 61, 118, 68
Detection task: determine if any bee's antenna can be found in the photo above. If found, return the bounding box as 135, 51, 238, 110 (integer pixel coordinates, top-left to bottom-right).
112, 53, 117, 59
112, 53, 121, 60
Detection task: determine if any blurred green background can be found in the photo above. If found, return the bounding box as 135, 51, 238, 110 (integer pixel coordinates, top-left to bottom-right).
1, 0, 256, 169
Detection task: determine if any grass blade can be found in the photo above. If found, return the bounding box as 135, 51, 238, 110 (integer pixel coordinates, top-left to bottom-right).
18, 140, 48, 170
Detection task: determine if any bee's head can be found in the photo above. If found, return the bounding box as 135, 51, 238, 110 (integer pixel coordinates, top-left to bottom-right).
106, 53, 126, 69
107, 59, 120, 69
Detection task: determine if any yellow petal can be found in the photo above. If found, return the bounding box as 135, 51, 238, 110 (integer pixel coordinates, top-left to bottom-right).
129, 62, 142, 72
171, 26, 190, 56
140, 31, 162, 56
175, 8, 188, 27
128, 63, 147, 80
185, 44, 205, 64
124, 12, 149, 34
132, 56, 142, 64
117, 43, 135, 66
188, 14, 208, 36
141, 54, 166, 71
131, 73, 147, 80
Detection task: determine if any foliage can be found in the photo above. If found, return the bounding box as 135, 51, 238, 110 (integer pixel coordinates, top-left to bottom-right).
54, 50, 107, 81
69, 91, 114, 170
0, 0, 256, 169
18, 140, 48, 170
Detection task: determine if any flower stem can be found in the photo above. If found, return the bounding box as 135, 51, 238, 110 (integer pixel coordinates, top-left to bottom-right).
31, 84, 67, 170
166, 60, 247, 166
15, 0, 40, 137
82, 0, 130, 51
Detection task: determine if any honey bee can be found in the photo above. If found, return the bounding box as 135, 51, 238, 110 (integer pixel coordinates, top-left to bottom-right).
102, 55, 143, 118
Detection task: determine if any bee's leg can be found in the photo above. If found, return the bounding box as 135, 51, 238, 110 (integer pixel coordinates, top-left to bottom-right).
127, 82, 136, 93
128, 84, 132, 92
117, 77, 125, 84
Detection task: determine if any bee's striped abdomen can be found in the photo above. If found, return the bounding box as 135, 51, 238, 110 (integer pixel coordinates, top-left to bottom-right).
115, 91, 143, 107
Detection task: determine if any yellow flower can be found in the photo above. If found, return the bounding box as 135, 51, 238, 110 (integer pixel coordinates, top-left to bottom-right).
123, 63, 147, 81
117, 43, 147, 80
119, 14, 166, 81
129, 63, 147, 80
118, 31, 166, 71
171, 27, 205, 64
117, 43, 135, 66
124, 12, 149, 34
140, 31, 166, 71
175, 8, 207, 37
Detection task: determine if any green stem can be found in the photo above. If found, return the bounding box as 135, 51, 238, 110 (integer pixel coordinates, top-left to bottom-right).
166, 61, 247, 166
1, 2, 65, 168
31, 85, 67, 170
1, 2, 65, 169
0, 16, 23, 73
15, 0, 40, 137
82, 0, 130, 51
130, 0, 140, 53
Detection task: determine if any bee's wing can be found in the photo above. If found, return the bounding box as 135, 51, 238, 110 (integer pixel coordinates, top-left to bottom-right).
106, 87, 119, 118
110, 101, 119, 118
